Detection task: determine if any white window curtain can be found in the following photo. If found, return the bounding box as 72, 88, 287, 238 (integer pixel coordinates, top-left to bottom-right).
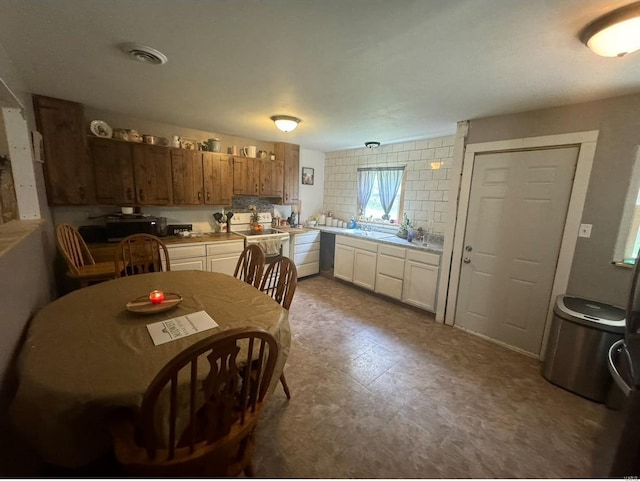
377, 168, 404, 220
357, 170, 376, 215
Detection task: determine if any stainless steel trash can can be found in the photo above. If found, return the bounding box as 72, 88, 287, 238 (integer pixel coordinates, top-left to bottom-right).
542, 295, 625, 402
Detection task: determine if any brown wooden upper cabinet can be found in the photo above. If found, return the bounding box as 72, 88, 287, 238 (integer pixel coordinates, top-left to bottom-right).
233, 156, 260, 196
33, 95, 94, 205
203, 152, 233, 205
275, 142, 299, 204
132, 143, 173, 205
260, 158, 284, 197
171, 149, 203, 205
89, 137, 135, 205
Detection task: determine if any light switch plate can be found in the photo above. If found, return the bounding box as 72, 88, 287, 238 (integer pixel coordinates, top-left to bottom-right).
578, 223, 592, 238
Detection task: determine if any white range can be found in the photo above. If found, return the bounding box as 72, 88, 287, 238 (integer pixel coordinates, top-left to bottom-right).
229, 212, 290, 261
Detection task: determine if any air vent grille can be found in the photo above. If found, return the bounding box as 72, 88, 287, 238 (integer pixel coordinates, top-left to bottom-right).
120, 43, 168, 65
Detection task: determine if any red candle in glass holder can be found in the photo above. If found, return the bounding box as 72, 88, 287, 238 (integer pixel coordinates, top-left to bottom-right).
149, 290, 165, 304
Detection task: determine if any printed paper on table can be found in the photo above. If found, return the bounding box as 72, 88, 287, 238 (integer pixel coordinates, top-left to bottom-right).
147, 310, 218, 346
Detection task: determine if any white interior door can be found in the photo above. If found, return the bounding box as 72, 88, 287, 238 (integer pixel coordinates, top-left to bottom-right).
454, 147, 578, 355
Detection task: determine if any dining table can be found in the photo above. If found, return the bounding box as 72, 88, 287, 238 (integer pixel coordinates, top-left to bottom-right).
10, 270, 290, 469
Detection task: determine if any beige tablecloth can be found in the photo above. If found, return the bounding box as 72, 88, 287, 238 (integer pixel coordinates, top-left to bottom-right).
10, 270, 290, 468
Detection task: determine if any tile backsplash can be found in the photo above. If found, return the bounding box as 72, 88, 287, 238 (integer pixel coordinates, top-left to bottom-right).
323, 135, 455, 234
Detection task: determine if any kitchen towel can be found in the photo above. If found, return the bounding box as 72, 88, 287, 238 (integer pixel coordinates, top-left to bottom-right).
259, 239, 281, 256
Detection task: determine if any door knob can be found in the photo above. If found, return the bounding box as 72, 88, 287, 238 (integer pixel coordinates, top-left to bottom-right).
463, 257, 471, 263
465, 245, 473, 252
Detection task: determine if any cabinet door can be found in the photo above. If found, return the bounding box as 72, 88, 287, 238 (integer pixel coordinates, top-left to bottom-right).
260, 159, 284, 197
207, 256, 239, 276
171, 149, 203, 205
334, 244, 354, 282
402, 261, 439, 312
33, 95, 93, 205
90, 138, 135, 205
233, 156, 259, 195
353, 248, 377, 291
132, 144, 172, 205
203, 153, 233, 205
275, 142, 299, 204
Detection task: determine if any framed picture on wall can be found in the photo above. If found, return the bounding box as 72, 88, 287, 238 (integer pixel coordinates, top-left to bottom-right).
302, 167, 314, 185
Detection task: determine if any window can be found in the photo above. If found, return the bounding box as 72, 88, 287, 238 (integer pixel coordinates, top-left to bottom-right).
614, 147, 640, 265
357, 167, 405, 223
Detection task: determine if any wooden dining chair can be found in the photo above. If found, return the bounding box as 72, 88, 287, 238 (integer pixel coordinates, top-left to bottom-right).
108, 327, 279, 477
114, 233, 170, 277
233, 244, 266, 288
55, 223, 117, 287
259, 256, 297, 399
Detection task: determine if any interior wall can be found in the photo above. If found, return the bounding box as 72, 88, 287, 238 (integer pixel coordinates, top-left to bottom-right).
323, 135, 455, 234
0, 41, 56, 399
467, 92, 640, 307
299, 148, 325, 222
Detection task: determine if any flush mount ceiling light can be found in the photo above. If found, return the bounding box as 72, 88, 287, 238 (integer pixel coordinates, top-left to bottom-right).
271, 115, 301, 132
580, 2, 640, 57
121, 43, 168, 65
365, 141, 381, 149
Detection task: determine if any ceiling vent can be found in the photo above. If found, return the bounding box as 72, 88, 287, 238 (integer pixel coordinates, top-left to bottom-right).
121, 43, 168, 65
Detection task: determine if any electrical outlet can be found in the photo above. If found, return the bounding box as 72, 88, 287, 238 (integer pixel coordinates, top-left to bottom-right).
578, 223, 592, 238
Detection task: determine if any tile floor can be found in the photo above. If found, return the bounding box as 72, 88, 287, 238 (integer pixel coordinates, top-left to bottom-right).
253, 276, 607, 478
0, 275, 608, 478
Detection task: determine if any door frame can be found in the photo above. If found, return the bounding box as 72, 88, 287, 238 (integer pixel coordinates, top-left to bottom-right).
443, 130, 599, 359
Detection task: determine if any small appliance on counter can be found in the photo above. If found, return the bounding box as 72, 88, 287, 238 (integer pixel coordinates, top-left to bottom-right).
166, 224, 193, 236
78, 225, 107, 243
105, 214, 160, 242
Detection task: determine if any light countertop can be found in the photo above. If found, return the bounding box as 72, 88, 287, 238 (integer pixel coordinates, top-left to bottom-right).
310, 226, 444, 254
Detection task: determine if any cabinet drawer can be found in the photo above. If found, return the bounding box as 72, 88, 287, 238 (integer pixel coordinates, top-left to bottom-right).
297, 262, 319, 278
206, 240, 244, 257
375, 273, 403, 300
295, 250, 319, 265
377, 252, 405, 279
167, 244, 207, 259
406, 249, 440, 266
336, 235, 377, 252
295, 241, 319, 256
295, 231, 320, 245
378, 244, 406, 259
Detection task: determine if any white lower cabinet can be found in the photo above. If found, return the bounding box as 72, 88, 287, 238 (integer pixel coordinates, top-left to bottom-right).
292, 231, 320, 278
164, 244, 207, 271
206, 240, 245, 276
402, 250, 440, 312
334, 235, 377, 291
375, 244, 406, 300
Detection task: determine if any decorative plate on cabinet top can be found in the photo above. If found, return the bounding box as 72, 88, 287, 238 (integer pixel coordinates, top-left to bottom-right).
90, 120, 113, 138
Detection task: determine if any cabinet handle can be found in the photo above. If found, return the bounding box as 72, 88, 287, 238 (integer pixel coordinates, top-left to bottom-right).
206, 191, 210, 200
197, 191, 201, 200
285, 193, 289, 200
255, 184, 258, 193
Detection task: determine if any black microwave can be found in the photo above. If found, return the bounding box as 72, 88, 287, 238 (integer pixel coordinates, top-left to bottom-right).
105, 216, 160, 242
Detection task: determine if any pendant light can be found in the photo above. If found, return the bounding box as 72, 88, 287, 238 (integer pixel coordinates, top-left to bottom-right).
271, 115, 301, 132
580, 2, 640, 57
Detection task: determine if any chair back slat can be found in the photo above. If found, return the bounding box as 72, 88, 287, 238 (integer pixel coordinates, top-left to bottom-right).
114, 234, 170, 277
234, 245, 266, 288
114, 328, 277, 476
55, 224, 95, 274
259, 257, 297, 310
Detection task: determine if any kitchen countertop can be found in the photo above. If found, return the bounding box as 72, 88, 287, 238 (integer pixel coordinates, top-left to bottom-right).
275, 226, 318, 236
311, 226, 444, 254
88, 232, 244, 249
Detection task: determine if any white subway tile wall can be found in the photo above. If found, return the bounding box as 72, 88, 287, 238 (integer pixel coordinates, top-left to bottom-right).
323, 135, 455, 234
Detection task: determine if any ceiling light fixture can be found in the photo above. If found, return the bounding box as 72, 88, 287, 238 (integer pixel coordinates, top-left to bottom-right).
365, 141, 381, 149
271, 115, 301, 132
121, 43, 168, 65
580, 2, 640, 57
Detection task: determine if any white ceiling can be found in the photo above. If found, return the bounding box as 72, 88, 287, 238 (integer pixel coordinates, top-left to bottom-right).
0, 0, 638, 152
